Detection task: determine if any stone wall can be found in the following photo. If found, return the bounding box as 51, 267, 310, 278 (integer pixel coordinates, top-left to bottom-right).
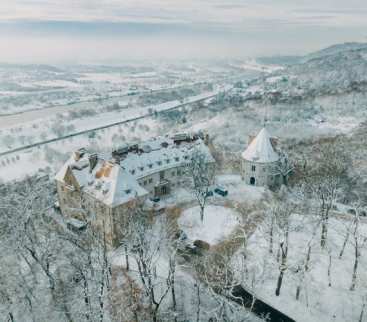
241, 159, 280, 187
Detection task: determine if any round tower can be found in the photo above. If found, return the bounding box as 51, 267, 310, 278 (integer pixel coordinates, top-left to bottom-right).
241, 127, 280, 187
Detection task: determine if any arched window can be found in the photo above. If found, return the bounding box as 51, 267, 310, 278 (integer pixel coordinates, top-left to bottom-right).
250, 177, 256, 185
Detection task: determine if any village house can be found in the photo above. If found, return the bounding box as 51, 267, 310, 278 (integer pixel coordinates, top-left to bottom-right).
55, 132, 215, 246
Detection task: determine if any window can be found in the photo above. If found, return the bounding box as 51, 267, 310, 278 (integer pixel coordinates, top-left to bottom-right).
157, 161, 162, 166
166, 159, 170, 164
160, 171, 165, 180
148, 164, 153, 169
131, 169, 135, 175
175, 157, 179, 162
144, 180, 147, 185
149, 178, 153, 184
139, 167, 144, 171
251, 165, 256, 172
177, 170, 181, 176
172, 171, 175, 176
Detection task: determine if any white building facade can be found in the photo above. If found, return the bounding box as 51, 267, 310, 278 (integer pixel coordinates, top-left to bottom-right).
241, 127, 281, 188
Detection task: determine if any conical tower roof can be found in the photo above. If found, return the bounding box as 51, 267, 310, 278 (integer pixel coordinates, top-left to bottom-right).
241, 127, 279, 163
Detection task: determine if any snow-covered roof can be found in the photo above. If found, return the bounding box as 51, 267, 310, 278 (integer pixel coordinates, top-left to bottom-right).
241, 127, 279, 163
84, 162, 148, 207
55, 133, 214, 208
120, 136, 214, 179
55, 152, 148, 208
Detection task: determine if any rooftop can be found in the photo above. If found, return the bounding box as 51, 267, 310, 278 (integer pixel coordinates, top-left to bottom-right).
55, 132, 214, 208
241, 127, 279, 163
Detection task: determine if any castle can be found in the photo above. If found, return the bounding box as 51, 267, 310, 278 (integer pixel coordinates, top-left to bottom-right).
56, 127, 284, 246
55, 132, 215, 246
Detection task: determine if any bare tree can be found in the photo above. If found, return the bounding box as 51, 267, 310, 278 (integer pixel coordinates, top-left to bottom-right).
193, 245, 258, 322
359, 295, 367, 322
187, 148, 215, 221
303, 143, 348, 248
349, 208, 367, 291
273, 193, 296, 296
272, 152, 294, 186
125, 213, 176, 322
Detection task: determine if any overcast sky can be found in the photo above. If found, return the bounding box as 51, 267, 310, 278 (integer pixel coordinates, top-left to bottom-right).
1, 0, 367, 64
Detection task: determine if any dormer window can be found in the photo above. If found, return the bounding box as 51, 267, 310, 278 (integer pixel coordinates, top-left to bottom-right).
139, 167, 144, 171
157, 161, 162, 166
148, 163, 153, 169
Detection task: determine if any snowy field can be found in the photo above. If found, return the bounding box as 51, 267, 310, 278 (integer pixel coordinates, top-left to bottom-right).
0, 62, 247, 115
178, 205, 240, 244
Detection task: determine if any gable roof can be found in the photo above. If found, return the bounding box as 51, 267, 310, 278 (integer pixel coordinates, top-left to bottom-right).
55, 153, 148, 208
55, 133, 214, 208
242, 127, 279, 163
84, 163, 148, 207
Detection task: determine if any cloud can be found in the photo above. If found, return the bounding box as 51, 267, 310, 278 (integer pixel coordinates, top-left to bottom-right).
2, 0, 366, 28
0, 0, 367, 63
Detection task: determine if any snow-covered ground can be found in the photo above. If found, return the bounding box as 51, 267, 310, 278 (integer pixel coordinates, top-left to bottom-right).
232, 214, 367, 322
178, 205, 240, 245
215, 174, 265, 203
110, 215, 261, 322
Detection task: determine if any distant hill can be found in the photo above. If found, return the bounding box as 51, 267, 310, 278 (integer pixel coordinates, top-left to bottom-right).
256, 56, 302, 66
288, 43, 367, 94
304, 42, 367, 62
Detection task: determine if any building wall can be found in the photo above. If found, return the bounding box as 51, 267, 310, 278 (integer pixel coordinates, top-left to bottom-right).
137, 164, 191, 196
56, 181, 83, 219
241, 159, 280, 187
57, 159, 215, 249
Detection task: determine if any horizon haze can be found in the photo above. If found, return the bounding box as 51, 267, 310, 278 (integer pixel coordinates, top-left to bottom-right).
1, 0, 367, 64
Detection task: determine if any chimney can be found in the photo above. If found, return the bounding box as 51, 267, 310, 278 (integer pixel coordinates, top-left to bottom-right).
88, 153, 98, 173
204, 133, 210, 146
74, 147, 86, 161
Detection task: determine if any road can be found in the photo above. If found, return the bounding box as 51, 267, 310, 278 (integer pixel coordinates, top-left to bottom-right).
229, 284, 296, 322
0, 90, 223, 157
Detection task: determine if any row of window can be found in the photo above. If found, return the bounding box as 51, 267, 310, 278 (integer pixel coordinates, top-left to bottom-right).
142, 169, 184, 186
129, 155, 190, 175
143, 178, 154, 186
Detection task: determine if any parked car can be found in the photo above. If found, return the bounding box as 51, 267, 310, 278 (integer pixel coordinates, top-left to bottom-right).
67, 218, 87, 233
214, 186, 228, 197
175, 229, 188, 242
206, 190, 214, 197
193, 240, 210, 251
53, 200, 61, 211
149, 196, 160, 203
